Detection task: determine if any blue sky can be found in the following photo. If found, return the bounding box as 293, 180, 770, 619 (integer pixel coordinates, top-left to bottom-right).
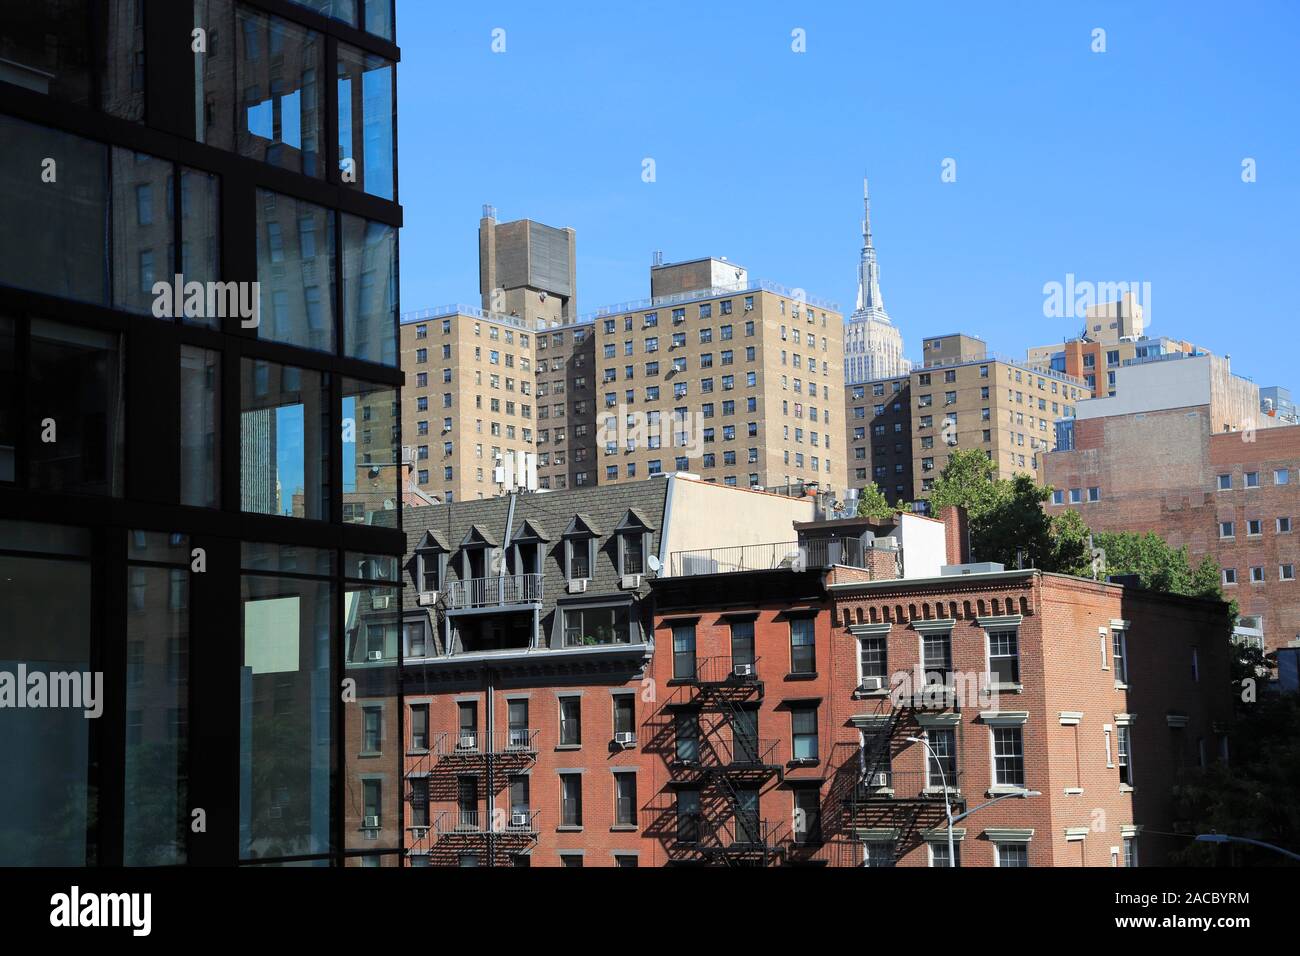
395, 0, 1300, 388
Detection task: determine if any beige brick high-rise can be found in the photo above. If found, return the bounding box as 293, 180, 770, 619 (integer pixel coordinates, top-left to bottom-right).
593, 259, 845, 493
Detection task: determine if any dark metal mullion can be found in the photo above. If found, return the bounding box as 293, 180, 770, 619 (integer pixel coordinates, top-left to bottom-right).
94, 527, 128, 866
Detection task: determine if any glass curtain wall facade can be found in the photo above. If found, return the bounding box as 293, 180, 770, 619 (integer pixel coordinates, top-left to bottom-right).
0, 0, 401, 867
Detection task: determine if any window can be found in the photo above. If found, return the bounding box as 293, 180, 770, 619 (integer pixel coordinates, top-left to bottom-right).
410, 704, 429, 750
560, 774, 583, 827
996, 843, 1029, 867
676, 789, 701, 843
1117, 726, 1133, 785
256, 190, 336, 352
1250, 566, 1265, 583
863, 841, 895, 867
992, 727, 1025, 787
1222, 568, 1238, 586
1246, 471, 1260, 488
675, 713, 700, 765
672, 623, 697, 680
1112, 631, 1128, 683
1279, 517, 1292, 533
614, 855, 638, 868
1274, 468, 1290, 485
858, 636, 886, 685
620, 532, 645, 575
1219, 521, 1235, 539
507, 699, 530, 748
988, 630, 1020, 685
730, 619, 756, 672
241, 359, 328, 520
559, 697, 581, 746
1217, 473, 1232, 490
793, 789, 822, 844
614, 773, 637, 827
791, 705, 818, 762
789, 617, 816, 674
924, 728, 957, 788
562, 604, 631, 646
1248, 519, 1263, 536
1282, 564, 1295, 581
1123, 837, 1138, 867
922, 632, 953, 683
929, 842, 959, 867
361, 705, 382, 753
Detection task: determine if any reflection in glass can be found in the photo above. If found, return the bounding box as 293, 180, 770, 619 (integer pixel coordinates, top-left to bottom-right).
102, 0, 146, 121
346, 585, 399, 664
0, 522, 93, 866
337, 45, 395, 201
29, 320, 125, 497
343, 215, 397, 365
241, 359, 329, 520
342, 378, 399, 524
365, 0, 395, 40
112, 148, 174, 315
236, 7, 324, 177
0, 318, 13, 481
180, 167, 221, 325
194, 0, 235, 149
287, 0, 358, 27
0, 1, 94, 106
0, 116, 108, 306
180, 346, 220, 508
240, 573, 333, 860
256, 189, 336, 352
124, 555, 190, 865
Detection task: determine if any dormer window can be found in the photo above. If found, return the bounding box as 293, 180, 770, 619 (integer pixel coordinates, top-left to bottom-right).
622, 534, 644, 575
412, 530, 450, 596
613, 509, 656, 582
561, 514, 600, 582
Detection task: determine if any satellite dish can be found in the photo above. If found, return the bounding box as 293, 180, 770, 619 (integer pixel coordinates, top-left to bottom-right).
647, 554, 662, 573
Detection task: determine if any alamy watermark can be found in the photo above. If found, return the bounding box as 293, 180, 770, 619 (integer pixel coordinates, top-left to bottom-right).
151, 274, 260, 327
0, 665, 103, 718
1042, 273, 1152, 321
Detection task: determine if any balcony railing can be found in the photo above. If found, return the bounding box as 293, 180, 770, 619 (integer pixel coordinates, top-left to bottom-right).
852, 770, 962, 802
672, 655, 763, 685
683, 815, 779, 854
670, 538, 893, 577
431, 809, 542, 837
444, 573, 542, 610
433, 729, 540, 758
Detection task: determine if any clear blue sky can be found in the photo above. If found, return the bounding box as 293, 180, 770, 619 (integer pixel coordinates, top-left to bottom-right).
395, 0, 1299, 388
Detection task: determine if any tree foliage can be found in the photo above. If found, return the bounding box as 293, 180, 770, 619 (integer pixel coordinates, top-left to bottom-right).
855, 482, 896, 520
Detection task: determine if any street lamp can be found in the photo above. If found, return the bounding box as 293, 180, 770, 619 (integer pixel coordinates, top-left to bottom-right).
906, 734, 1041, 867
1195, 833, 1300, 862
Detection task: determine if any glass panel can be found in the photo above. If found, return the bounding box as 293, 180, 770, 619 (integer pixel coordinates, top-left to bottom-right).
256, 189, 336, 352
236, 7, 325, 177
240, 573, 334, 860
111, 148, 174, 315
240, 359, 329, 520
563, 605, 630, 646
103, 0, 146, 120
179, 167, 221, 325
124, 563, 190, 865
194, 0, 235, 149
0, 116, 109, 305
730, 620, 755, 668
365, 0, 394, 40
241, 541, 334, 576
28, 320, 125, 497
344, 551, 399, 582
0, 550, 93, 864
287, 0, 358, 26
342, 215, 397, 364
337, 46, 395, 201
0, 318, 13, 481
342, 379, 400, 524
0, 1, 94, 106
127, 529, 190, 564
180, 346, 221, 507
345, 584, 399, 664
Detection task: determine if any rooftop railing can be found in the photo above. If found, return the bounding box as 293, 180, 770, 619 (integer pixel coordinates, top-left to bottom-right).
443, 573, 542, 610
581, 278, 840, 321
669, 537, 895, 577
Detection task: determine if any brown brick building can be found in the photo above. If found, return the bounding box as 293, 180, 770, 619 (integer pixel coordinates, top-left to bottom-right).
1045, 352, 1300, 650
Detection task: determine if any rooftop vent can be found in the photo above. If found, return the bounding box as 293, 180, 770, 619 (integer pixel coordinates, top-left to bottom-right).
940, 562, 1006, 576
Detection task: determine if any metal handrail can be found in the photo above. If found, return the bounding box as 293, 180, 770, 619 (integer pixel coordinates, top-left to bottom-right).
852, 769, 962, 802
433, 729, 540, 758
444, 573, 543, 609
669, 538, 895, 577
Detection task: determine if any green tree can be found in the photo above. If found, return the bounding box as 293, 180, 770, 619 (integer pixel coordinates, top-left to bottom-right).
855, 483, 896, 520
1092, 531, 1224, 600
1047, 507, 1092, 577
928, 448, 1001, 521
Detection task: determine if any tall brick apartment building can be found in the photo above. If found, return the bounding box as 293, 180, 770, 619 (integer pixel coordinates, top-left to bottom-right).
1045, 352, 1300, 651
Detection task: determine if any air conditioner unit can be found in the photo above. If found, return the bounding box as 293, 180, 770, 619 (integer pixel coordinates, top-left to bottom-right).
744, 304, 754, 311
511, 811, 530, 828
417, 591, 439, 607
269, 806, 283, 820
614, 731, 636, 747
859, 675, 885, 692
457, 735, 477, 750
363, 815, 380, 828
868, 771, 891, 788
567, 578, 589, 594
371, 594, 390, 610
620, 573, 642, 589
367, 650, 384, 661
733, 663, 755, 678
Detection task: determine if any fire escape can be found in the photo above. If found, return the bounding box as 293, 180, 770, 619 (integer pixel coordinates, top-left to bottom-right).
408, 729, 541, 866
666, 656, 785, 867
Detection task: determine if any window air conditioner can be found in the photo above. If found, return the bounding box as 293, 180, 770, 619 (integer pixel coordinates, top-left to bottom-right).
567, 578, 589, 594
418, 591, 439, 606
367, 650, 384, 661
733, 663, 755, 678
457, 735, 477, 750
614, 731, 636, 747
371, 594, 390, 610
868, 771, 891, 789
859, 676, 885, 692
620, 573, 642, 589
511, 811, 530, 828
363, 815, 380, 828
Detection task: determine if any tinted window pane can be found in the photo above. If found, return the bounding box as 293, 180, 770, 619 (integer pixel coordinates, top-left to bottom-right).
337, 45, 395, 200
343, 378, 399, 523
236, 8, 325, 177
0, 318, 13, 481
240, 359, 329, 520
124, 560, 190, 865
240, 573, 334, 860
0, 0, 94, 106
179, 167, 221, 325
28, 320, 125, 497
180, 346, 220, 507
194, 0, 235, 149
0, 116, 108, 305
103, 0, 146, 121
365, 0, 394, 39
111, 148, 174, 315
0, 543, 93, 865
287, 0, 357, 26
256, 189, 336, 352
342, 215, 397, 364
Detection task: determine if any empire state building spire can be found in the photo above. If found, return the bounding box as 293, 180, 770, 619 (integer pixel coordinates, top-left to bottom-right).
845, 177, 910, 384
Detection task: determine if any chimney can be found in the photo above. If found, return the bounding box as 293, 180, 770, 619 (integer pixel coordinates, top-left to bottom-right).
938, 505, 971, 565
